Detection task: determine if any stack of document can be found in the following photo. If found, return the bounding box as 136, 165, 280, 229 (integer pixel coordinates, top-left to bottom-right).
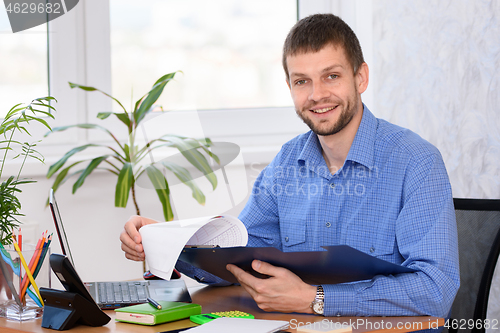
182, 317, 289, 333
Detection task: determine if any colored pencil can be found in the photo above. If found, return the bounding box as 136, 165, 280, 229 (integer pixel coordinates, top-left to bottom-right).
21, 233, 53, 302
17, 228, 23, 304
0, 242, 44, 308
33, 234, 52, 278
18, 228, 22, 251
19, 231, 46, 300
11, 236, 44, 306
20, 236, 46, 300
25, 288, 42, 307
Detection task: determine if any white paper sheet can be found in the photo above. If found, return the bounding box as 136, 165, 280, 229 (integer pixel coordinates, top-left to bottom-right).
183, 317, 289, 333
139, 215, 248, 280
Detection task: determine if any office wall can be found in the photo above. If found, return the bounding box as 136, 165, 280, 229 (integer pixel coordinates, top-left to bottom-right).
370, 1, 500, 199
366, 0, 500, 325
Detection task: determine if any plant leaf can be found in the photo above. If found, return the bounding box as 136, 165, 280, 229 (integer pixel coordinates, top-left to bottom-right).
50, 161, 85, 193
134, 72, 176, 126
6, 103, 23, 115
47, 123, 111, 137
161, 161, 205, 205
115, 113, 132, 131
182, 137, 220, 164
45, 165, 85, 206
46, 144, 100, 178
115, 162, 133, 208
123, 144, 130, 161
69, 82, 97, 91
97, 112, 113, 120
32, 102, 56, 111
72, 156, 109, 193
69, 82, 128, 114
145, 165, 173, 221
96, 112, 132, 132
139, 135, 218, 190
166, 137, 217, 190
45, 123, 125, 154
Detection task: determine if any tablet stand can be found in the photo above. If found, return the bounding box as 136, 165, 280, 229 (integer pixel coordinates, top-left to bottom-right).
40, 287, 111, 330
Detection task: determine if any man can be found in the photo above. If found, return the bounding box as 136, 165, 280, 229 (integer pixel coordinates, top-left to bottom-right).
120, 14, 459, 318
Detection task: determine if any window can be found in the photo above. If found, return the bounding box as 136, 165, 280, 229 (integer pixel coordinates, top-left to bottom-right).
0, 11, 48, 118
6, 0, 312, 176
109, 0, 297, 112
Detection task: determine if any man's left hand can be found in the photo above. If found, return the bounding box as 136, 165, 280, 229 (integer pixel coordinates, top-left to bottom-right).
226, 260, 317, 313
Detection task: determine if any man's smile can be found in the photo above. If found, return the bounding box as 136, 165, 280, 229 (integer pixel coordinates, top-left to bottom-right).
310, 105, 339, 114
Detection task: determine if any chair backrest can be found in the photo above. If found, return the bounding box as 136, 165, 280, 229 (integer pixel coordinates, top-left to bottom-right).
449, 198, 500, 333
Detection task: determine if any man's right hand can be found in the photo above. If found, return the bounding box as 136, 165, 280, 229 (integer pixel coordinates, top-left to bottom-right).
120, 215, 159, 261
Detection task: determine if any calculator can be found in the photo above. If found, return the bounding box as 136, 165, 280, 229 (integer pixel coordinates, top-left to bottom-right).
190, 310, 254, 324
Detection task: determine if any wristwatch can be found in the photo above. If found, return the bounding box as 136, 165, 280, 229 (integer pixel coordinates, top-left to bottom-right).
310, 285, 324, 315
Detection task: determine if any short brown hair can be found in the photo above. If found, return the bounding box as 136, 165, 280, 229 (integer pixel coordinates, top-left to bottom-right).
282, 13, 365, 81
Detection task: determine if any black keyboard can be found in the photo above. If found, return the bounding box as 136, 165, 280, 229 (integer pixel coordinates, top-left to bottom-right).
98, 281, 148, 304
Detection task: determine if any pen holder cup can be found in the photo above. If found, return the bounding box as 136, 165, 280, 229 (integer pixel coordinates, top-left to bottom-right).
0, 243, 51, 321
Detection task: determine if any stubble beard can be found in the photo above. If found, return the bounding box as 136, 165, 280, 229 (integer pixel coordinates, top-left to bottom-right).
295, 92, 359, 137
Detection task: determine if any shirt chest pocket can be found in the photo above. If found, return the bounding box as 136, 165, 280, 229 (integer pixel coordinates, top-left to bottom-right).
279, 210, 307, 249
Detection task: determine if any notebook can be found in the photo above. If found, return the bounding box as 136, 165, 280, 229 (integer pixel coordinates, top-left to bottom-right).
48, 188, 192, 309
115, 301, 201, 325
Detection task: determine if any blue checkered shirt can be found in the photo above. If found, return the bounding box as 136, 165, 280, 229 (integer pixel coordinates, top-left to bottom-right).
177, 105, 459, 318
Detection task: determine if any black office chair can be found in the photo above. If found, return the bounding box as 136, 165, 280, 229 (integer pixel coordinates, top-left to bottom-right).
447, 198, 500, 333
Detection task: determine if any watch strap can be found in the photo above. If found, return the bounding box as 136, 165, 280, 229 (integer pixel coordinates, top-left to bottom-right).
316, 285, 324, 300
311, 285, 324, 315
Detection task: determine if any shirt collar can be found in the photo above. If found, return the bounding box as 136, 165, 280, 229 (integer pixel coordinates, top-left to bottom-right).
297, 104, 377, 174
345, 104, 377, 170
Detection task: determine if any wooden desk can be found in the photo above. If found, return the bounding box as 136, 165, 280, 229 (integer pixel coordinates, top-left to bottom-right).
0, 284, 443, 333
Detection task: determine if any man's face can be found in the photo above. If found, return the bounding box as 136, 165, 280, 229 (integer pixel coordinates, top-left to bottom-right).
286, 44, 366, 136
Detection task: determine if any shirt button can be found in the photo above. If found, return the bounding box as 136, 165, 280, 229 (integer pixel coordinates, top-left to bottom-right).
336, 312, 341, 317
329, 183, 335, 189
325, 222, 331, 228
370, 247, 375, 253
285, 237, 289, 242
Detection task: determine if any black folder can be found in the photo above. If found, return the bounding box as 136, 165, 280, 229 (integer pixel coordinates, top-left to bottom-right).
179, 245, 415, 285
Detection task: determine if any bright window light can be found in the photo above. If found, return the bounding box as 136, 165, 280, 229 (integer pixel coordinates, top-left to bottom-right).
110, 0, 297, 112
0, 11, 48, 118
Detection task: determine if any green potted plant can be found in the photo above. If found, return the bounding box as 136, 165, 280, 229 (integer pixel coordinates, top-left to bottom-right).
45, 73, 219, 221
0, 97, 55, 319
0, 97, 55, 244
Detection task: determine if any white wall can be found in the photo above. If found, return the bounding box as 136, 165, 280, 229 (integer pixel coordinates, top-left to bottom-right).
370, 0, 500, 199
